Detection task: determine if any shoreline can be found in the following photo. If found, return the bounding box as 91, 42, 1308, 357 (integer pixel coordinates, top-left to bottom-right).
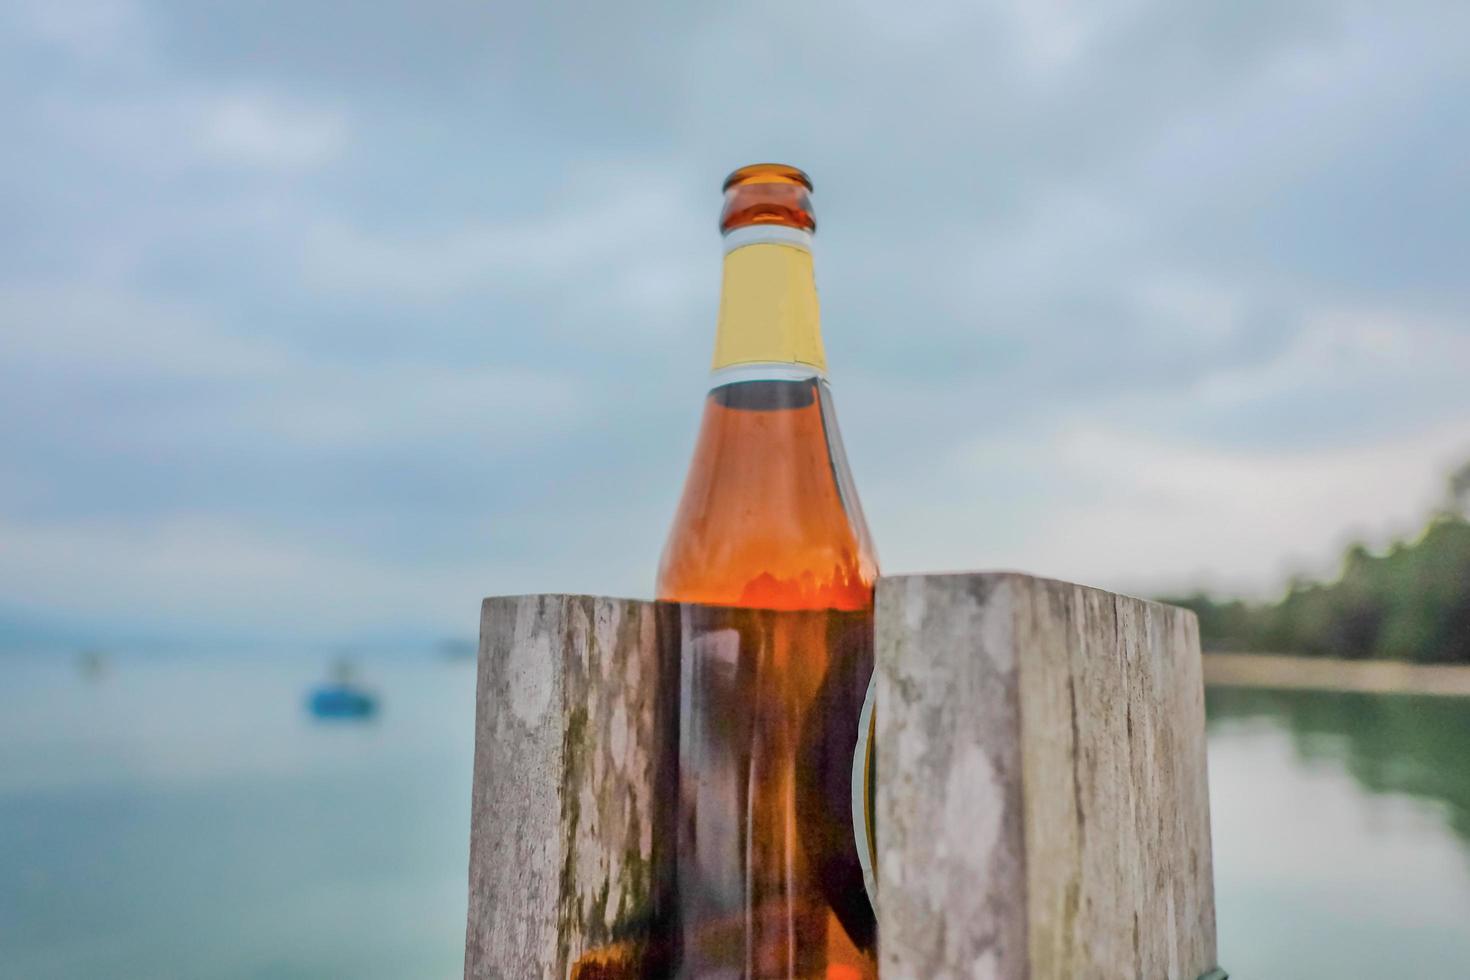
1203, 652, 1470, 698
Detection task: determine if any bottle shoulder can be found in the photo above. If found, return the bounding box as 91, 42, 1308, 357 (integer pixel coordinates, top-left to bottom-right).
658, 378, 877, 609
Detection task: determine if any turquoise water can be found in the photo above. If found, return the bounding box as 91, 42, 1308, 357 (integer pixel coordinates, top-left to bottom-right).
3, 653, 1470, 978
0, 653, 475, 980
1207, 687, 1470, 978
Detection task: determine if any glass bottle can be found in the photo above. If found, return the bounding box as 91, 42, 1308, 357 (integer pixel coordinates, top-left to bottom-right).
658, 163, 879, 980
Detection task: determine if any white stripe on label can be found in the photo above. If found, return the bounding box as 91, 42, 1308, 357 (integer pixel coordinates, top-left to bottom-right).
722, 224, 813, 253
708, 362, 826, 385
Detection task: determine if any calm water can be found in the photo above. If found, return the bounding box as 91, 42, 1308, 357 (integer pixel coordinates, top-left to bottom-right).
1207, 687, 1470, 978
0, 652, 476, 980
3, 653, 1470, 978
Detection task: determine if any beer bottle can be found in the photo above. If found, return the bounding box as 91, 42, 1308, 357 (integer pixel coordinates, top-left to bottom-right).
658, 163, 879, 980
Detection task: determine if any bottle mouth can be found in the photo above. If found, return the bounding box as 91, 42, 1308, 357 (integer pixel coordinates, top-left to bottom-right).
723, 163, 813, 192
721, 162, 815, 234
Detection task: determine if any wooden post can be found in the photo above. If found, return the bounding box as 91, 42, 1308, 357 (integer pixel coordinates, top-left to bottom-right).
464, 595, 678, 979
465, 574, 1220, 980
875, 573, 1217, 979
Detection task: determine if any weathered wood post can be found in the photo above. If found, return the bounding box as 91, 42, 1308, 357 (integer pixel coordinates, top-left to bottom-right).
464, 573, 1222, 979
464, 596, 677, 977
874, 573, 1217, 979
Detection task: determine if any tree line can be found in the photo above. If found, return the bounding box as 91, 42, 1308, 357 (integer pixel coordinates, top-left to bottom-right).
1159, 461, 1470, 663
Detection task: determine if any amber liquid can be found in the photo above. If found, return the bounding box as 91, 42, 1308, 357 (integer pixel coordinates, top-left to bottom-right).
659, 377, 878, 980
658, 378, 876, 611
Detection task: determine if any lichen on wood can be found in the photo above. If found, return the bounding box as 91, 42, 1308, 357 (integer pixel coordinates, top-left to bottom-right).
464, 596, 677, 980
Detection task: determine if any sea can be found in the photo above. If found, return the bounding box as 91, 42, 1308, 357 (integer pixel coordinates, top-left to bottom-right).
2, 650, 1469, 978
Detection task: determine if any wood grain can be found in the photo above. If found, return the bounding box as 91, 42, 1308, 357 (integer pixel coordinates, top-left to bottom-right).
873, 574, 1029, 980
466, 576, 1219, 979
464, 595, 677, 980
875, 573, 1217, 980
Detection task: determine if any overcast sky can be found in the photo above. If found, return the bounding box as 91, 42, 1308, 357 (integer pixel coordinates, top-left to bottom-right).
2, 0, 1468, 641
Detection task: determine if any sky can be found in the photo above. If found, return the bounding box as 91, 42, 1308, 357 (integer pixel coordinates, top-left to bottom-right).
2, 0, 1468, 643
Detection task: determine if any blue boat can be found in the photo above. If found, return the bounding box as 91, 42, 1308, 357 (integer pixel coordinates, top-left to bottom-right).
307, 658, 378, 720
307, 683, 377, 719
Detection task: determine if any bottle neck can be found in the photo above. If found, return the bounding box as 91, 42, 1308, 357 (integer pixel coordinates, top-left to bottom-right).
711, 226, 827, 377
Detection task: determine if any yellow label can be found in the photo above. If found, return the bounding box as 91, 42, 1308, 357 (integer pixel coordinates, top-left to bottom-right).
712, 243, 827, 372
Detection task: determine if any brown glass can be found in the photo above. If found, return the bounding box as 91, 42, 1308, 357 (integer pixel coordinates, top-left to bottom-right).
572, 164, 877, 979
670, 604, 876, 980
658, 378, 876, 611
657, 374, 878, 980
720, 163, 816, 233
662, 165, 877, 979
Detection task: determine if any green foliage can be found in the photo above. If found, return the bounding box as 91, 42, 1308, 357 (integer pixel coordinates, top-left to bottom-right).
1159, 465, 1470, 663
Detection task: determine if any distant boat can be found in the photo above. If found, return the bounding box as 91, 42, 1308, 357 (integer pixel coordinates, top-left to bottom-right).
306, 658, 377, 720
307, 684, 377, 719
76, 648, 108, 680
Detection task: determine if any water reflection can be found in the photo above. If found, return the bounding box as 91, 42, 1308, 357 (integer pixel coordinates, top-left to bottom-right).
1208, 687, 1470, 842
1207, 686, 1470, 978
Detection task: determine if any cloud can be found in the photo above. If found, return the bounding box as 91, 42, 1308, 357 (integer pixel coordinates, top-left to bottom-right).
198, 93, 349, 170
1190, 308, 1470, 410
8, 0, 148, 63
0, 282, 580, 465
882, 416, 1470, 598
239, 360, 579, 452
1, 0, 1467, 639
302, 183, 688, 297
0, 513, 486, 636
1, 284, 288, 378
39, 89, 349, 175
